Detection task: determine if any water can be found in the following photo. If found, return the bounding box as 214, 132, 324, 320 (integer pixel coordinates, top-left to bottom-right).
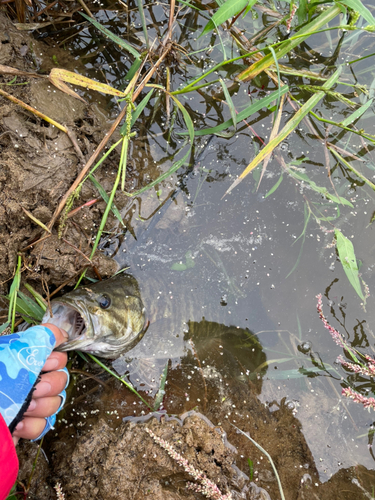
46, 0, 375, 492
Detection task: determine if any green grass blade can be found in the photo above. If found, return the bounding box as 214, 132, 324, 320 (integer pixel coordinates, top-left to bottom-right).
232, 425, 286, 500
170, 94, 195, 143
287, 169, 353, 207
335, 229, 364, 300
87, 353, 152, 409
329, 148, 375, 191
224, 67, 342, 196
237, 5, 341, 81
185, 86, 289, 136
200, 0, 255, 37
264, 173, 283, 198
136, 0, 149, 49
127, 147, 191, 197
23, 283, 47, 312
124, 58, 142, 82
80, 12, 141, 59
15, 292, 45, 323
153, 361, 168, 410
89, 175, 125, 226
129, 89, 154, 128
268, 46, 281, 114
219, 78, 237, 129
8, 255, 21, 332
339, 0, 375, 24
0, 322, 9, 334
340, 97, 374, 127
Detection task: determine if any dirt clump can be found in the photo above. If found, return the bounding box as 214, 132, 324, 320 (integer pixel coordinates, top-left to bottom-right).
19, 412, 269, 500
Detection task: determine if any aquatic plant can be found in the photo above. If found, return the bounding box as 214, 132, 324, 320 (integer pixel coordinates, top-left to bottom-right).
317, 294, 375, 411
145, 427, 232, 500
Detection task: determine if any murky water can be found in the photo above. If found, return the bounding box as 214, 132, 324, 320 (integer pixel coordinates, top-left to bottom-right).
46, 0, 375, 494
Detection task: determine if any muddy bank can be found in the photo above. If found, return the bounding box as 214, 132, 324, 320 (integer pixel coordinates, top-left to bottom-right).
17, 369, 375, 500
0, 12, 127, 291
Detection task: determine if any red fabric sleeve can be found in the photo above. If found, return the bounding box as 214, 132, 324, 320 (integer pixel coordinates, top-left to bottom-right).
0, 414, 18, 500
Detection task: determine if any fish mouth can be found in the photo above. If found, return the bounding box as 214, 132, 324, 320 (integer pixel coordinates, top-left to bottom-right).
42, 300, 95, 352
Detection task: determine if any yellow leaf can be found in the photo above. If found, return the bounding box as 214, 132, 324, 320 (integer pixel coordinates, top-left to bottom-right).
50, 68, 126, 97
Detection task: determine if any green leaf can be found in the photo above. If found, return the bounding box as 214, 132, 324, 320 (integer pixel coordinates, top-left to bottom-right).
0, 322, 9, 334
89, 175, 125, 226
188, 86, 289, 136
219, 78, 237, 129
340, 98, 374, 127
224, 67, 342, 196
80, 12, 141, 59
335, 229, 364, 300
265, 174, 283, 198
170, 94, 195, 144
124, 58, 142, 82
153, 361, 168, 410
238, 5, 341, 81
338, 0, 375, 25
16, 291, 45, 323
23, 283, 47, 312
200, 0, 257, 36
130, 89, 155, 128
288, 170, 353, 207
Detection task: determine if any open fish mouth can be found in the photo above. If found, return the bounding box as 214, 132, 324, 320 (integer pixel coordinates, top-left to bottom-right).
42, 301, 95, 352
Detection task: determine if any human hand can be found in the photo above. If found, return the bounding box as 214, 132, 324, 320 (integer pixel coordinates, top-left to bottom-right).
0, 324, 69, 445
12, 324, 69, 445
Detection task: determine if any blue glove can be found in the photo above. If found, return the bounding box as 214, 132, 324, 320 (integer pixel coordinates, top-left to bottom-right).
0, 325, 69, 440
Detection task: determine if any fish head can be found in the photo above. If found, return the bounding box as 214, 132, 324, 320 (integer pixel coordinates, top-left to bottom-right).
42, 274, 147, 358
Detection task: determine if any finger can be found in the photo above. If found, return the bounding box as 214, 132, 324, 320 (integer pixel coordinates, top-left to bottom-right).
12, 417, 47, 441
41, 323, 69, 348
24, 396, 62, 418
42, 351, 67, 372
33, 370, 68, 398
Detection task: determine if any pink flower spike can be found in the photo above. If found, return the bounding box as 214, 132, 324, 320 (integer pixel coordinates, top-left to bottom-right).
342, 387, 375, 410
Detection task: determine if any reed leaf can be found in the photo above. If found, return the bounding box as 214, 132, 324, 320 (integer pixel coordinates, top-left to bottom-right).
80, 12, 141, 59
223, 67, 342, 197
237, 5, 341, 81
201, 0, 257, 37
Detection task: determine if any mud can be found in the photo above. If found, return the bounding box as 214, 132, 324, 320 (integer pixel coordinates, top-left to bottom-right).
0, 12, 124, 291
17, 371, 375, 500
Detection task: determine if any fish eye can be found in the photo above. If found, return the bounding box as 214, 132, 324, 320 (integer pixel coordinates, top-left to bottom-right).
98, 295, 111, 309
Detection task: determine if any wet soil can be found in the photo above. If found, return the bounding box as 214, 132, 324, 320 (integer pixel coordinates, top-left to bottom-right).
0, 12, 123, 292
17, 367, 375, 500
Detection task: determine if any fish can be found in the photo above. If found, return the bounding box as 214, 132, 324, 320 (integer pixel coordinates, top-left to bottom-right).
42, 274, 147, 358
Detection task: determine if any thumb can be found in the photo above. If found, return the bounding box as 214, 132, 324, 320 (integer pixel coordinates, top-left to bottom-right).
42, 323, 69, 348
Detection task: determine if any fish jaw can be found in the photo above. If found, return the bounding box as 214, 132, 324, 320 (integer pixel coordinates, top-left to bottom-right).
42, 300, 95, 352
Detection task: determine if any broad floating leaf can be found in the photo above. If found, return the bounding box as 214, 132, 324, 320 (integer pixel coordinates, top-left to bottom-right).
335, 229, 364, 301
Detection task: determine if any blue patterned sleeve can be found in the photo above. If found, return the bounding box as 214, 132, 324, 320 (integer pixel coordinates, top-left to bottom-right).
0, 326, 67, 439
